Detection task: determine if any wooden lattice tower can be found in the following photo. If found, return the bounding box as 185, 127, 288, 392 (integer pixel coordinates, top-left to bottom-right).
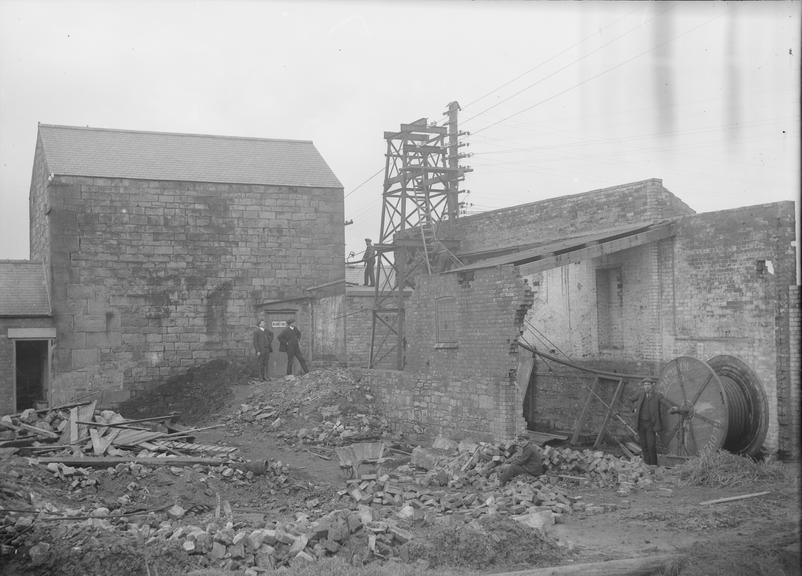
369, 102, 471, 369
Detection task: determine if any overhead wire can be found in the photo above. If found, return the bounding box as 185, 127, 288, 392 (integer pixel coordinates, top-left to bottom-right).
471, 13, 724, 136
461, 4, 645, 111
462, 5, 662, 126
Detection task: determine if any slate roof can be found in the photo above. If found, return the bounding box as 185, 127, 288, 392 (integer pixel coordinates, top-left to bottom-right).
37, 124, 342, 189
0, 261, 51, 316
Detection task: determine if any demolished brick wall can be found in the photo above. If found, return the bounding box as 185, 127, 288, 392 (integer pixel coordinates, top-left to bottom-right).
787, 285, 800, 460
363, 266, 532, 443
669, 201, 797, 453
520, 201, 796, 454
34, 174, 343, 406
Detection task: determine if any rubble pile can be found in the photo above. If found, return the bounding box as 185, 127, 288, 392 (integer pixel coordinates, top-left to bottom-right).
228, 369, 392, 446
540, 445, 656, 492
402, 438, 655, 495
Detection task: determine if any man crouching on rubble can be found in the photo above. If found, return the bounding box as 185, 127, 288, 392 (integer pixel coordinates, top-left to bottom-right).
499, 434, 544, 486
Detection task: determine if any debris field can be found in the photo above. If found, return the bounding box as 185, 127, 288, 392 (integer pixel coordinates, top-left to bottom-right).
0, 365, 798, 576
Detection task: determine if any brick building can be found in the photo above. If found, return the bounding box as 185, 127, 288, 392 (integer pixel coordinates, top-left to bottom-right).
359, 179, 799, 457
1, 124, 344, 414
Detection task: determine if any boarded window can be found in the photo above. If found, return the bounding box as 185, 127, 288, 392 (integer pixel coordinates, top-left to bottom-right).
435, 297, 458, 344
596, 267, 624, 350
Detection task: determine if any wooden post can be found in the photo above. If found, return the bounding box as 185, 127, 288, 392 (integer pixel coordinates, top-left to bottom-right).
593, 378, 625, 449
572, 376, 599, 444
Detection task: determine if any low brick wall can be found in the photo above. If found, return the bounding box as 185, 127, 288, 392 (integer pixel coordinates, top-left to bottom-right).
361, 368, 520, 443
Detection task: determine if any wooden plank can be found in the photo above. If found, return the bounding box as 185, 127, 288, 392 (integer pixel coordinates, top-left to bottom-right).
593, 378, 625, 450
36, 456, 226, 468
69, 407, 79, 452
89, 429, 104, 456
13, 422, 60, 439
75, 420, 150, 431
485, 553, 682, 576
0, 420, 23, 433
75, 401, 96, 444
98, 428, 121, 454
571, 377, 598, 445
7, 400, 93, 419
699, 491, 771, 506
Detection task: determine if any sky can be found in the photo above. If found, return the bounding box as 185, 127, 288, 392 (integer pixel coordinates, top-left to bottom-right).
0, 1, 799, 267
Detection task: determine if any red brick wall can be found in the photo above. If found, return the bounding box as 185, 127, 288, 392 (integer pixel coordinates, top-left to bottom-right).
43, 174, 343, 405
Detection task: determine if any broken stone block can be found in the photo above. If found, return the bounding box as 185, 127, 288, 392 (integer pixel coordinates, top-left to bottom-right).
209, 541, 227, 561
357, 504, 372, 525
229, 542, 245, 559
411, 447, 439, 470
166, 504, 185, 520
255, 548, 275, 569
512, 509, 554, 530
346, 512, 363, 533
388, 525, 413, 543
432, 435, 457, 452
182, 540, 196, 553
289, 534, 309, 555
327, 517, 349, 542
28, 542, 51, 566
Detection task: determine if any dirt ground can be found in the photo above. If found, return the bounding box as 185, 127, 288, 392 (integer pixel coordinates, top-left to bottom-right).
1, 364, 799, 575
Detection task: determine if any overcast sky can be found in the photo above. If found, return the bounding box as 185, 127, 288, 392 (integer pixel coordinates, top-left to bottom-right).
0, 1, 799, 263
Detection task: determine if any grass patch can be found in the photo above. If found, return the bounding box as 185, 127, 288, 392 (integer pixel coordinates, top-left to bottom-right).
676, 450, 789, 488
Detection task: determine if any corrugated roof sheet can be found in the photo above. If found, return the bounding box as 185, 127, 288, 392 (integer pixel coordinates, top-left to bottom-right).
449, 221, 669, 273
0, 261, 51, 316
38, 124, 342, 189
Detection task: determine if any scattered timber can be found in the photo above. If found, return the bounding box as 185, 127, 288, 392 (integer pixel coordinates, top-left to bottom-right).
699, 491, 771, 506
36, 456, 226, 468
487, 553, 682, 576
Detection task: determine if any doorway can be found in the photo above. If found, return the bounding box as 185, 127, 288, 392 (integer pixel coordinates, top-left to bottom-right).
262, 309, 298, 378
15, 340, 49, 411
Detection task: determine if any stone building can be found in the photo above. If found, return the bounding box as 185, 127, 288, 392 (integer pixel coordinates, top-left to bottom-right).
0, 261, 54, 412
1, 124, 343, 414
357, 179, 799, 458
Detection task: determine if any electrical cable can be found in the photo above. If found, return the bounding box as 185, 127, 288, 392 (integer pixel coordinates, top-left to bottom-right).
462, 5, 663, 125
471, 13, 722, 136
461, 5, 645, 110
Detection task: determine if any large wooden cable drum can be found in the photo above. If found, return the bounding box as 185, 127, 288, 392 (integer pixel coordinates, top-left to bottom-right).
656, 355, 768, 457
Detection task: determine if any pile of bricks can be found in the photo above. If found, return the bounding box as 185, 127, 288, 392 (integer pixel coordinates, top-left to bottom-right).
228, 370, 391, 446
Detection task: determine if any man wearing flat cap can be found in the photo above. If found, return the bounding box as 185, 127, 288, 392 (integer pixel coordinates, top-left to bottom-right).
362, 238, 376, 287
628, 377, 664, 466
277, 319, 309, 376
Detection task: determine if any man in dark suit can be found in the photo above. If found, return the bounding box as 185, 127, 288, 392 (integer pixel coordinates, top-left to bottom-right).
252, 320, 273, 380
277, 319, 309, 376
629, 377, 664, 465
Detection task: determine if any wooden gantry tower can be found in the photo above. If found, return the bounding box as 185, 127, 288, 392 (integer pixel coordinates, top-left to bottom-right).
369, 102, 471, 369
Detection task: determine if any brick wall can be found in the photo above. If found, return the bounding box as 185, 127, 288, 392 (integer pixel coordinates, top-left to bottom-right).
0, 318, 56, 414
787, 285, 800, 460
518, 202, 796, 453
443, 179, 694, 255
668, 202, 796, 453
44, 175, 343, 405
368, 266, 534, 442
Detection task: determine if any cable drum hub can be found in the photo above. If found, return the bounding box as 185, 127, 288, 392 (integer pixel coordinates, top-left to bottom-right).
656, 355, 768, 458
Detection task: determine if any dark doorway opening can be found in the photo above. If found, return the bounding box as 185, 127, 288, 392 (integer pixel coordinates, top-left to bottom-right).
15, 340, 48, 411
